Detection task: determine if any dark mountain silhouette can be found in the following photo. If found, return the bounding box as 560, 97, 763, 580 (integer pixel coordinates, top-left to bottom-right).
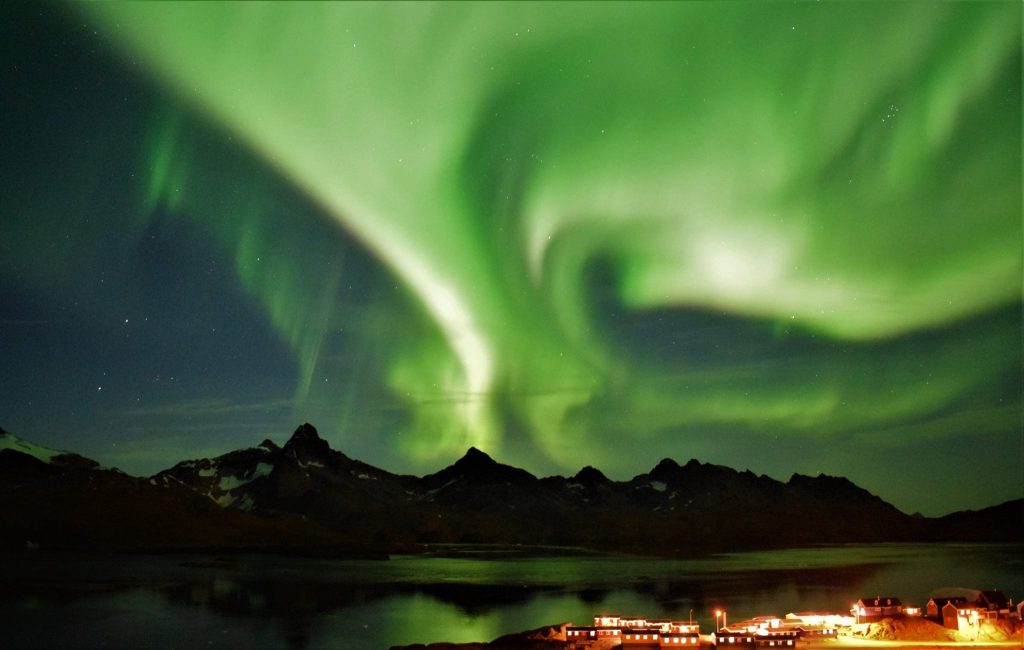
1, 424, 1019, 555
925, 498, 1024, 542
0, 429, 379, 556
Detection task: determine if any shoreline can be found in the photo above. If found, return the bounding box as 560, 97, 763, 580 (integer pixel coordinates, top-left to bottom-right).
810, 641, 1022, 648
391, 619, 1024, 649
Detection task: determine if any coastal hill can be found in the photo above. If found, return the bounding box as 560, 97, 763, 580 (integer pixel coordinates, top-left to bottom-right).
1, 424, 1020, 554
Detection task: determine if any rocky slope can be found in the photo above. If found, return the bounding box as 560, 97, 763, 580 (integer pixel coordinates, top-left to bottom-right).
840, 617, 1024, 643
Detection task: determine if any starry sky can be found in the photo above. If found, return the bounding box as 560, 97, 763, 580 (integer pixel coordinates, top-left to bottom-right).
1, 2, 1020, 517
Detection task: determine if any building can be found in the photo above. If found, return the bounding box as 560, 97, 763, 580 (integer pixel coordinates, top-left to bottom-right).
791, 625, 837, 639
594, 614, 621, 628
713, 629, 756, 647
621, 628, 664, 646
853, 596, 902, 621
659, 631, 701, 646
942, 601, 985, 631
723, 617, 782, 634
756, 629, 799, 646
927, 597, 967, 621
785, 611, 853, 627
567, 614, 701, 647
928, 590, 1012, 624
713, 628, 797, 648
565, 625, 621, 643
975, 590, 1011, 618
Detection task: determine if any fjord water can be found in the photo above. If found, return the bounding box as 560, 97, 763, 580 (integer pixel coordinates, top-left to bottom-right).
2, 544, 1019, 649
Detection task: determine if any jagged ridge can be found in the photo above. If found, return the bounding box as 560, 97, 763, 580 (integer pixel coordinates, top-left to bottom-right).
144, 423, 1024, 553
2, 423, 1019, 555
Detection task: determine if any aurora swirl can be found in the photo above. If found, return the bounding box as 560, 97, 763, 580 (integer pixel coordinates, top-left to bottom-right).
1, 2, 1019, 515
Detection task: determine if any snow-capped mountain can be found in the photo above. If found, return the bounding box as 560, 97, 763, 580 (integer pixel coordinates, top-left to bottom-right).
0, 425, 378, 555
153, 438, 280, 510
0, 427, 99, 469
161, 423, 1023, 552
153, 423, 417, 523
2, 423, 1018, 555
150, 423, 1021, 553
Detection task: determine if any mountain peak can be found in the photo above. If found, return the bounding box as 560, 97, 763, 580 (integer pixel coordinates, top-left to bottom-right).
283, 423, 330, 457
651, 457, 680, 477
290, 423, 321, 441
421, 445, 539, 490
573, 465, 609, 485
457, 446, 495, 467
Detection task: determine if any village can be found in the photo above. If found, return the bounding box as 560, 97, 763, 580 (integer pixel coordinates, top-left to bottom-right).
563, 588, 1022, 648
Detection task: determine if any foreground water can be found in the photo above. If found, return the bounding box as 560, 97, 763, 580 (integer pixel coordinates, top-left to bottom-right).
1, 544, 1019, 649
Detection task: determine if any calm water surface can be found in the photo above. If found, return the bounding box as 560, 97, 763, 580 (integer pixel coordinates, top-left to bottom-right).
1, 544, 1019, 649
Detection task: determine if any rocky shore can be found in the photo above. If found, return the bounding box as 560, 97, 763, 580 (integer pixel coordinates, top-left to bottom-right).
838, 616, 1023, 643
389, 623, 568, 650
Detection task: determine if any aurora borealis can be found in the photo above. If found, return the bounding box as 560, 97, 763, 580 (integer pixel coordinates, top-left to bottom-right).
1, 2, 1020, 516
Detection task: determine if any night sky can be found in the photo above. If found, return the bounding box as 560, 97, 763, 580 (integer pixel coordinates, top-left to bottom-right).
2, 3, 1020, 517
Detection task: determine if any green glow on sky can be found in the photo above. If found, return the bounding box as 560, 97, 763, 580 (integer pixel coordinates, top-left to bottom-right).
81, 2, 1021, 492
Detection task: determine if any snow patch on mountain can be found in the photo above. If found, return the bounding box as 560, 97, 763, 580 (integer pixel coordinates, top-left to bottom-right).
0, 431, 65, 463
214, 493, 237, 508
216, 462, 274, 492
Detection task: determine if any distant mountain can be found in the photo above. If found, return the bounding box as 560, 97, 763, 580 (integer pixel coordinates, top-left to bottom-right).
0, 428, 379, 556
2, 424, 1019, 555
146, 423, 1022, 554
925, 498, 1024, 543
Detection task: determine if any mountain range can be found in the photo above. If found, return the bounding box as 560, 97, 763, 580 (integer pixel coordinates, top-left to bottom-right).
1, 424, 1020, 555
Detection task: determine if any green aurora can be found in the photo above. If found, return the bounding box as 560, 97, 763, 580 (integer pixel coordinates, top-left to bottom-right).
2, 2, 1020, 515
